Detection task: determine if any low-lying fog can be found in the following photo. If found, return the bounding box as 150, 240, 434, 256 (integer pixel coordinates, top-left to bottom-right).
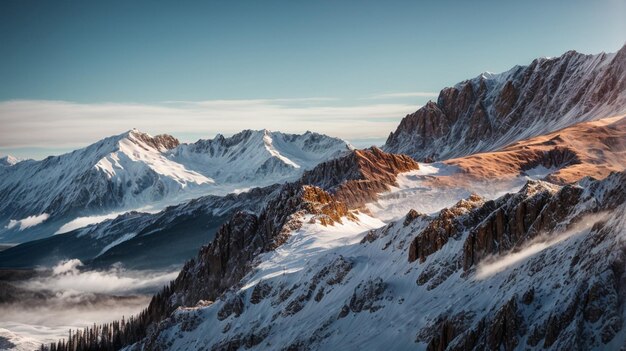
0, 259, 179, 348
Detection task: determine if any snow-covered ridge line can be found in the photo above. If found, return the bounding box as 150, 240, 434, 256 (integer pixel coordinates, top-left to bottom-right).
0, 128, 350, 243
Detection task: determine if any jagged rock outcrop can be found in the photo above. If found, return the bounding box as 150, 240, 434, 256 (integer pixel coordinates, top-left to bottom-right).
408, 194, 486, 263
459, 170, 626, 273
462, 181, 561, 270
301, 147, 419, 208
411, 172, 626, 350
385, 44, 626, 160
132, 131, 180, 151
429, 298, 526, 351
169, 148, 417, 307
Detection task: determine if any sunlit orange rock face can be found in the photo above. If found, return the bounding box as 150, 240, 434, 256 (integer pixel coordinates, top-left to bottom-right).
444, 115, 626, 184
301, 147, 419, 208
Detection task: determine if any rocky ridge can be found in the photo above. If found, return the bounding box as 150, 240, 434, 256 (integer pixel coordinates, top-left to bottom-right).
0, 185, 279, 270
385, 44, 626, 161
164, 147, 418, 309
444, 115, 626, 184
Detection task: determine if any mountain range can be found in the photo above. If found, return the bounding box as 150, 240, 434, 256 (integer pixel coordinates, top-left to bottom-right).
116, 44, 625, 351
0, 129, 350, 243
1, 44, 625, 351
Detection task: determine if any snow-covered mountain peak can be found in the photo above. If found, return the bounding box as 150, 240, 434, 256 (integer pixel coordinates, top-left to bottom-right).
123, 129, 181, 152
94, 131, 211, 186
0, 155, 21, 167
169, 129, 351, 184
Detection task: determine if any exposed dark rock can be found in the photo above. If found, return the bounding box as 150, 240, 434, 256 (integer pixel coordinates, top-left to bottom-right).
301, 147, 419, 209
408, 194, 486, 263
521, 288, 534, 305
133, 131, 180, 151
347, 278, 386, 313
462, 181, 559, 270
437, 298, 525, 351
338, 278, 386, 319
217, 295, 244, 321
250, 281, 272, 304
416, 311, 474, 351
385, 45, 626, 161
283, 257, 353, 316
210, 326, 271, 351
485, 298, 526, 350
404, 209, 426, 226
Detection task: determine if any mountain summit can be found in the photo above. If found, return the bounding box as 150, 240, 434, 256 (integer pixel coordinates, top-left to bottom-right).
0, 155, 22, 167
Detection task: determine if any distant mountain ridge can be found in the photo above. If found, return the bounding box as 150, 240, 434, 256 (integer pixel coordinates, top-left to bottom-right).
384, 44, 626, 160
0, 186, 279, 270
0, 129, 350, 243
170, 129, 353, 183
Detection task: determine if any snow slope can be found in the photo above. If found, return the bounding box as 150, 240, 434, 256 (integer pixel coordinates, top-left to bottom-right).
131, 171, 626, 350
0, 328, 42, 351
168, 129, 351, 184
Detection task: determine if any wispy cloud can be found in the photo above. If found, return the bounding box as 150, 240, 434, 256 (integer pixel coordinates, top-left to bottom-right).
367, 91, 439, 99
475, 212, 609, 280
6, 213, 50, 231
0, 98, 419, 158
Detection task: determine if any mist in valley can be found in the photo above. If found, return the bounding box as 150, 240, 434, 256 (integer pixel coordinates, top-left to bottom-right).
0, 259, 179, 346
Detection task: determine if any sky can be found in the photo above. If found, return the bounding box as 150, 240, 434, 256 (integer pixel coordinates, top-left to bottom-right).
0, 0, 624, 159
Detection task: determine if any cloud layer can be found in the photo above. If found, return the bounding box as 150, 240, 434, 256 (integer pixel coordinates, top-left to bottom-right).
0, 96, 427, 158
0, 260, 179, 345
24, 259, 179, 294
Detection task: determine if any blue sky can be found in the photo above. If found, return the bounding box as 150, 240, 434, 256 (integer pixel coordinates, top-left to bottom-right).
0, 0, 624, 158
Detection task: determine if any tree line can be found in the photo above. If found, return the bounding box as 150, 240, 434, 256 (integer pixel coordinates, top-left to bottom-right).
41, 281, 176, 351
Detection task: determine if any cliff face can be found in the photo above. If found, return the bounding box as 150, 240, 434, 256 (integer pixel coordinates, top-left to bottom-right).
132, 131, 180, 151
412, 172, 626, 350
384, 45, 626, 161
